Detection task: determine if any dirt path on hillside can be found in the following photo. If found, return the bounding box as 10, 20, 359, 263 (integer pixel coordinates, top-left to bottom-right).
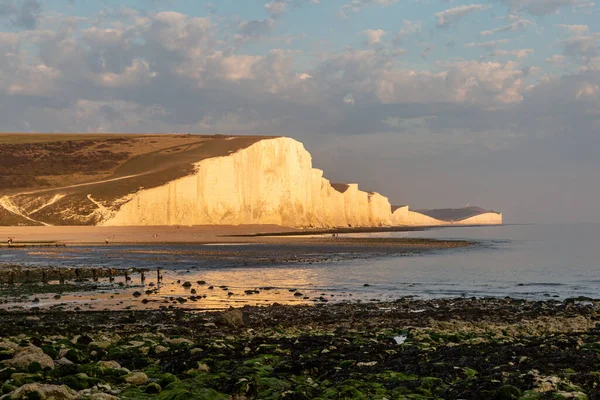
0, 173, 145, 226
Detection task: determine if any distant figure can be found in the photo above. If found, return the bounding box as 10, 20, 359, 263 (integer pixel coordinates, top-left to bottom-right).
105, 238, 109, 245
7, 237, 12, 245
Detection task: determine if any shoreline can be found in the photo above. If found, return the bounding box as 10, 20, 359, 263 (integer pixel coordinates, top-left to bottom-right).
0, 224, 503, 245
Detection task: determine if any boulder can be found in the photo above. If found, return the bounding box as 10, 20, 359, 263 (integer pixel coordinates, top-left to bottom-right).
124, 372, 149, 385
2, 346, 54, 371
6, 383, 76, 399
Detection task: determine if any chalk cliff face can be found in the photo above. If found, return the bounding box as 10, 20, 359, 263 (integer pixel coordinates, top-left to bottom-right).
104, 137, 391, 228
0, 134, 503, 228
391, 206, 502, 226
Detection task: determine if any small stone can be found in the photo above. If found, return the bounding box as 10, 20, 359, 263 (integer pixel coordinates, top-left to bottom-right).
219, 309, 244, 328
197, 363, 210, 373
8, 383, 77, 400
97, 360, 121, 370
77, 335, 93, 345
145, 382, 162, 394
154, 345, 168, 354
124, 371, 149, 385
167, 338, 194, 346
55, 357, 74, 366
197, 280, 206, 285
132, 291, 142, 297
356, 361, 378, 367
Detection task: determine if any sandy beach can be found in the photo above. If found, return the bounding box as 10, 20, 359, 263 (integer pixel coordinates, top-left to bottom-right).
0, 225, 300, 245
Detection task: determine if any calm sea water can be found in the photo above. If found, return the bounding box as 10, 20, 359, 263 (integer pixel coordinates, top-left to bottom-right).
344, 223, 600, 300
2, 223, 599, 302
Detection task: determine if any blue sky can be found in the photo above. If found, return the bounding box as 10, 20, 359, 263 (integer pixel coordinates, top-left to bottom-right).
0, 0, 599, 222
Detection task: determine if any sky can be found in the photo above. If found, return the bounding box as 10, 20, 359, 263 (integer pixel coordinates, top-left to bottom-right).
0, 0, 599, 223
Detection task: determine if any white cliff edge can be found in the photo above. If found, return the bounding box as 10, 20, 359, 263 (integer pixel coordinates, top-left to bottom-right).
102, 137, 391, 227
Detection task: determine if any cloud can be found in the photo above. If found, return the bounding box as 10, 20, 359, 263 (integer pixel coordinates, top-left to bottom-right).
265, 1, 287, 17
435, 4, 491, 28
498, 0, 593, 15
393, 20, 421, 45
558, 33, 600, 60
0, 0, 41, 29
491, 48, 534, 58
340, 0, 398, 17
480, 19, 534, 36
236, 18, 275, 42
465, 39, 510, 50
546, 54, 566, 64
361, 29, 386, 45
0, 0, 15, 15
555, 24, 589, 35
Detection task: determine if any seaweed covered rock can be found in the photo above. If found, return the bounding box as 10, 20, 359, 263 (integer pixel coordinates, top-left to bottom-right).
3, 383, 77, 400
124, 371, 149, 385
218, 309, 244, 328
2, 347, 54, 371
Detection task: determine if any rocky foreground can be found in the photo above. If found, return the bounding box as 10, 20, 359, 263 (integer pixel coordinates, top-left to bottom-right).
0, 298, 599, 399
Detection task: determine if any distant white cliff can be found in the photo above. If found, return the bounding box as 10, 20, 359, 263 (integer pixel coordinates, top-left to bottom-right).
391, 205, 502, 226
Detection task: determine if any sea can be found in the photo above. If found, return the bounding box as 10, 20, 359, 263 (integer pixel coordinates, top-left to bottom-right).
1, 223, 599, 306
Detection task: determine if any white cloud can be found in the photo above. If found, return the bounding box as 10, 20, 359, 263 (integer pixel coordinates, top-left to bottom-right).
435, 4, 491, 27
362, 29, 386, 45
555, 24, 589, 35
498, 0, 593, 15
546, 54, 566, 64
465, 39, 510, 50
394, 20, 421, 45
559, 33, 600, 60
265, 1, 287, 17
340, 0, 398, 17
480, 19, 534, 36
491, 48, 534, 58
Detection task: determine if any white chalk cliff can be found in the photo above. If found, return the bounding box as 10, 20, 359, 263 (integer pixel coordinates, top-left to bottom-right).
0, 135, 503, 227
103, 137, 392, 227
391, 205, 503, 226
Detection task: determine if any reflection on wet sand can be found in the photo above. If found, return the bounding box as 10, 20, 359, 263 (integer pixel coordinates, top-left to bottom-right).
0, 237, 473, 311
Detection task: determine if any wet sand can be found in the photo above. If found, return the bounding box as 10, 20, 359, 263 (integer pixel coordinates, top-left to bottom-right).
0, 225, 300, 245
0, 236, 474, 312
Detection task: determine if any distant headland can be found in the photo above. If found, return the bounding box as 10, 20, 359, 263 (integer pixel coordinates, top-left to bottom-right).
0, 134, 501, 228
